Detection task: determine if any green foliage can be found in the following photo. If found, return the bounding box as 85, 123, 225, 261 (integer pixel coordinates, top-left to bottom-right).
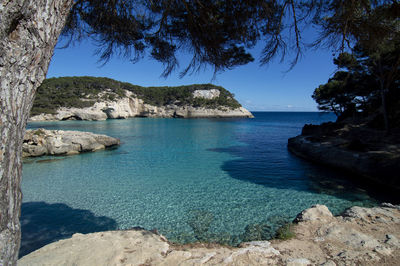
313, 37, 399, 124
31, 76, 242, 115
275, 223, 295, 240
63, 1, 400, 76
124, 83, 241, 109
31, 76, 122, 115
313, 1, 399, 128
240, 223, 274, 242
312, 70, 376, 117
32, 129, 46, 136
183, 209, 294, 246
240, 215, 292, 242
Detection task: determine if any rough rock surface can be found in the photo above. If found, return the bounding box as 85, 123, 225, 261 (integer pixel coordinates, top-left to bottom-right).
29, 89, 253, 121
18, 204, 400, 265
288, 122, 400, 190
294, 204, 333, 223
192, 89, 220, 99
22, 129, 120, 157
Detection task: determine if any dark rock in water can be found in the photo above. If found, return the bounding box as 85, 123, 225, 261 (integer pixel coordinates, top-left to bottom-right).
301, 122, 343, 136
346, 139, 367, 152
36, 158, 65, 163
288, 121, 400, 191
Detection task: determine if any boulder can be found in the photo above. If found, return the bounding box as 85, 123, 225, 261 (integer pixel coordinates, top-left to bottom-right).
294, 204, 333, 223
23, 129, 120, 157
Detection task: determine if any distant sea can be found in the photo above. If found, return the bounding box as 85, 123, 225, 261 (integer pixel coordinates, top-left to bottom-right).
20, 112, 388, 256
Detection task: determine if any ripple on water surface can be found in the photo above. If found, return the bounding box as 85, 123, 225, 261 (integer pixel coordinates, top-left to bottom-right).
22, 112, 382, 251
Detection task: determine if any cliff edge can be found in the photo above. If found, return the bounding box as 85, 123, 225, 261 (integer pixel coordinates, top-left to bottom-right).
29, 76, 253, 121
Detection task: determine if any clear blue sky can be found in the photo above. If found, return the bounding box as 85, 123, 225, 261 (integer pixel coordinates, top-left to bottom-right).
47, 33, 337, 112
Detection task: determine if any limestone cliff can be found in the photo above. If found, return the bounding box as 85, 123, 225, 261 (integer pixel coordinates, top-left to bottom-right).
29, 93, 253, 121
29, 77, 253, 121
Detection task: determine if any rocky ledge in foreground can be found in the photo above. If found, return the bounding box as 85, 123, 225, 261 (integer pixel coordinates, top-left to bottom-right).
23, 129, 120, 157
288, 121, 400, 191
18, 204, 400, 265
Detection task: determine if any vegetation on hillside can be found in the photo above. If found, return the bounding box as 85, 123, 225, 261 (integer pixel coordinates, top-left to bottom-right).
312, 3, 399, 131
31, 76, 241, 115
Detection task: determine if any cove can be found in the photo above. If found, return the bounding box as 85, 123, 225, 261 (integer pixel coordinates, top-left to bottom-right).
21, 112, 386, 255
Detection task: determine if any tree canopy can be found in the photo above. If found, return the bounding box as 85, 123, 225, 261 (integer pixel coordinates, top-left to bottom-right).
63, 0, 400, 77
310, 0, 399, 129
313, 37, 400, 126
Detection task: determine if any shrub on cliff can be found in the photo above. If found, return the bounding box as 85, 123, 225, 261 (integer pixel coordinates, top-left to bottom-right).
31, 76, 241, 115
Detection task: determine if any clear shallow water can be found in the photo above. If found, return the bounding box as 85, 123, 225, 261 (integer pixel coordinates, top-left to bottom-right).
21, 112, 383, 255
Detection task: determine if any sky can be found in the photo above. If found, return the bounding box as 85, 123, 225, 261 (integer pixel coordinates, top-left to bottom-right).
47, 32, 338, 112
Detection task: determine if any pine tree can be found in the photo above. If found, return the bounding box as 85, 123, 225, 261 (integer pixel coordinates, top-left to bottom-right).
1, 1, 398, 264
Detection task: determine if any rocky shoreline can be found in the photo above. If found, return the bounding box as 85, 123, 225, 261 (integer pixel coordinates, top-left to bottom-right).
23, 129, 120, 157
18, 204, 400, 265
29, 89, 254, 121
288, 121, 400, 191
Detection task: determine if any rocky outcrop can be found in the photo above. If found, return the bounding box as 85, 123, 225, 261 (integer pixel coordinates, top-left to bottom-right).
288, 122, 400, 190
29, 89, 253, 121
23, 129, 120, 157
18, 204, 400, 265
294, 204, 333, 223
192, 89, 220, 99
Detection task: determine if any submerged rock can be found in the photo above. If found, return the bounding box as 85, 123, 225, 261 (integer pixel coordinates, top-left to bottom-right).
23, 129, 120, 157
18, 204, 400, 265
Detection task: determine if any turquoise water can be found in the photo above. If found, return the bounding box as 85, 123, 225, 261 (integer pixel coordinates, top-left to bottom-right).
21, 112, 382, 256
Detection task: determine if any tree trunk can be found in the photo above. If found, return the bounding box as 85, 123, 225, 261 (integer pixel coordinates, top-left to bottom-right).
376, 61, 390, 133
380, 81, 390, 133
0, 1, 72, 264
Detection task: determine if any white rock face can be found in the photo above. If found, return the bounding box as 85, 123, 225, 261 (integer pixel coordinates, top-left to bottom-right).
294, 204, 334, 223
29, 89, 253, 121
18, 230, 170, 266
192, 89, 220, 99
286, 258, 312, 266
343, 205, 400, 223
23, 129, 120, 157
320, 224, 380, 249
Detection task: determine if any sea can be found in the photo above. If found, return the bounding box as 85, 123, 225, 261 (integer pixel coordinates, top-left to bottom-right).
20, 112, 390, 256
